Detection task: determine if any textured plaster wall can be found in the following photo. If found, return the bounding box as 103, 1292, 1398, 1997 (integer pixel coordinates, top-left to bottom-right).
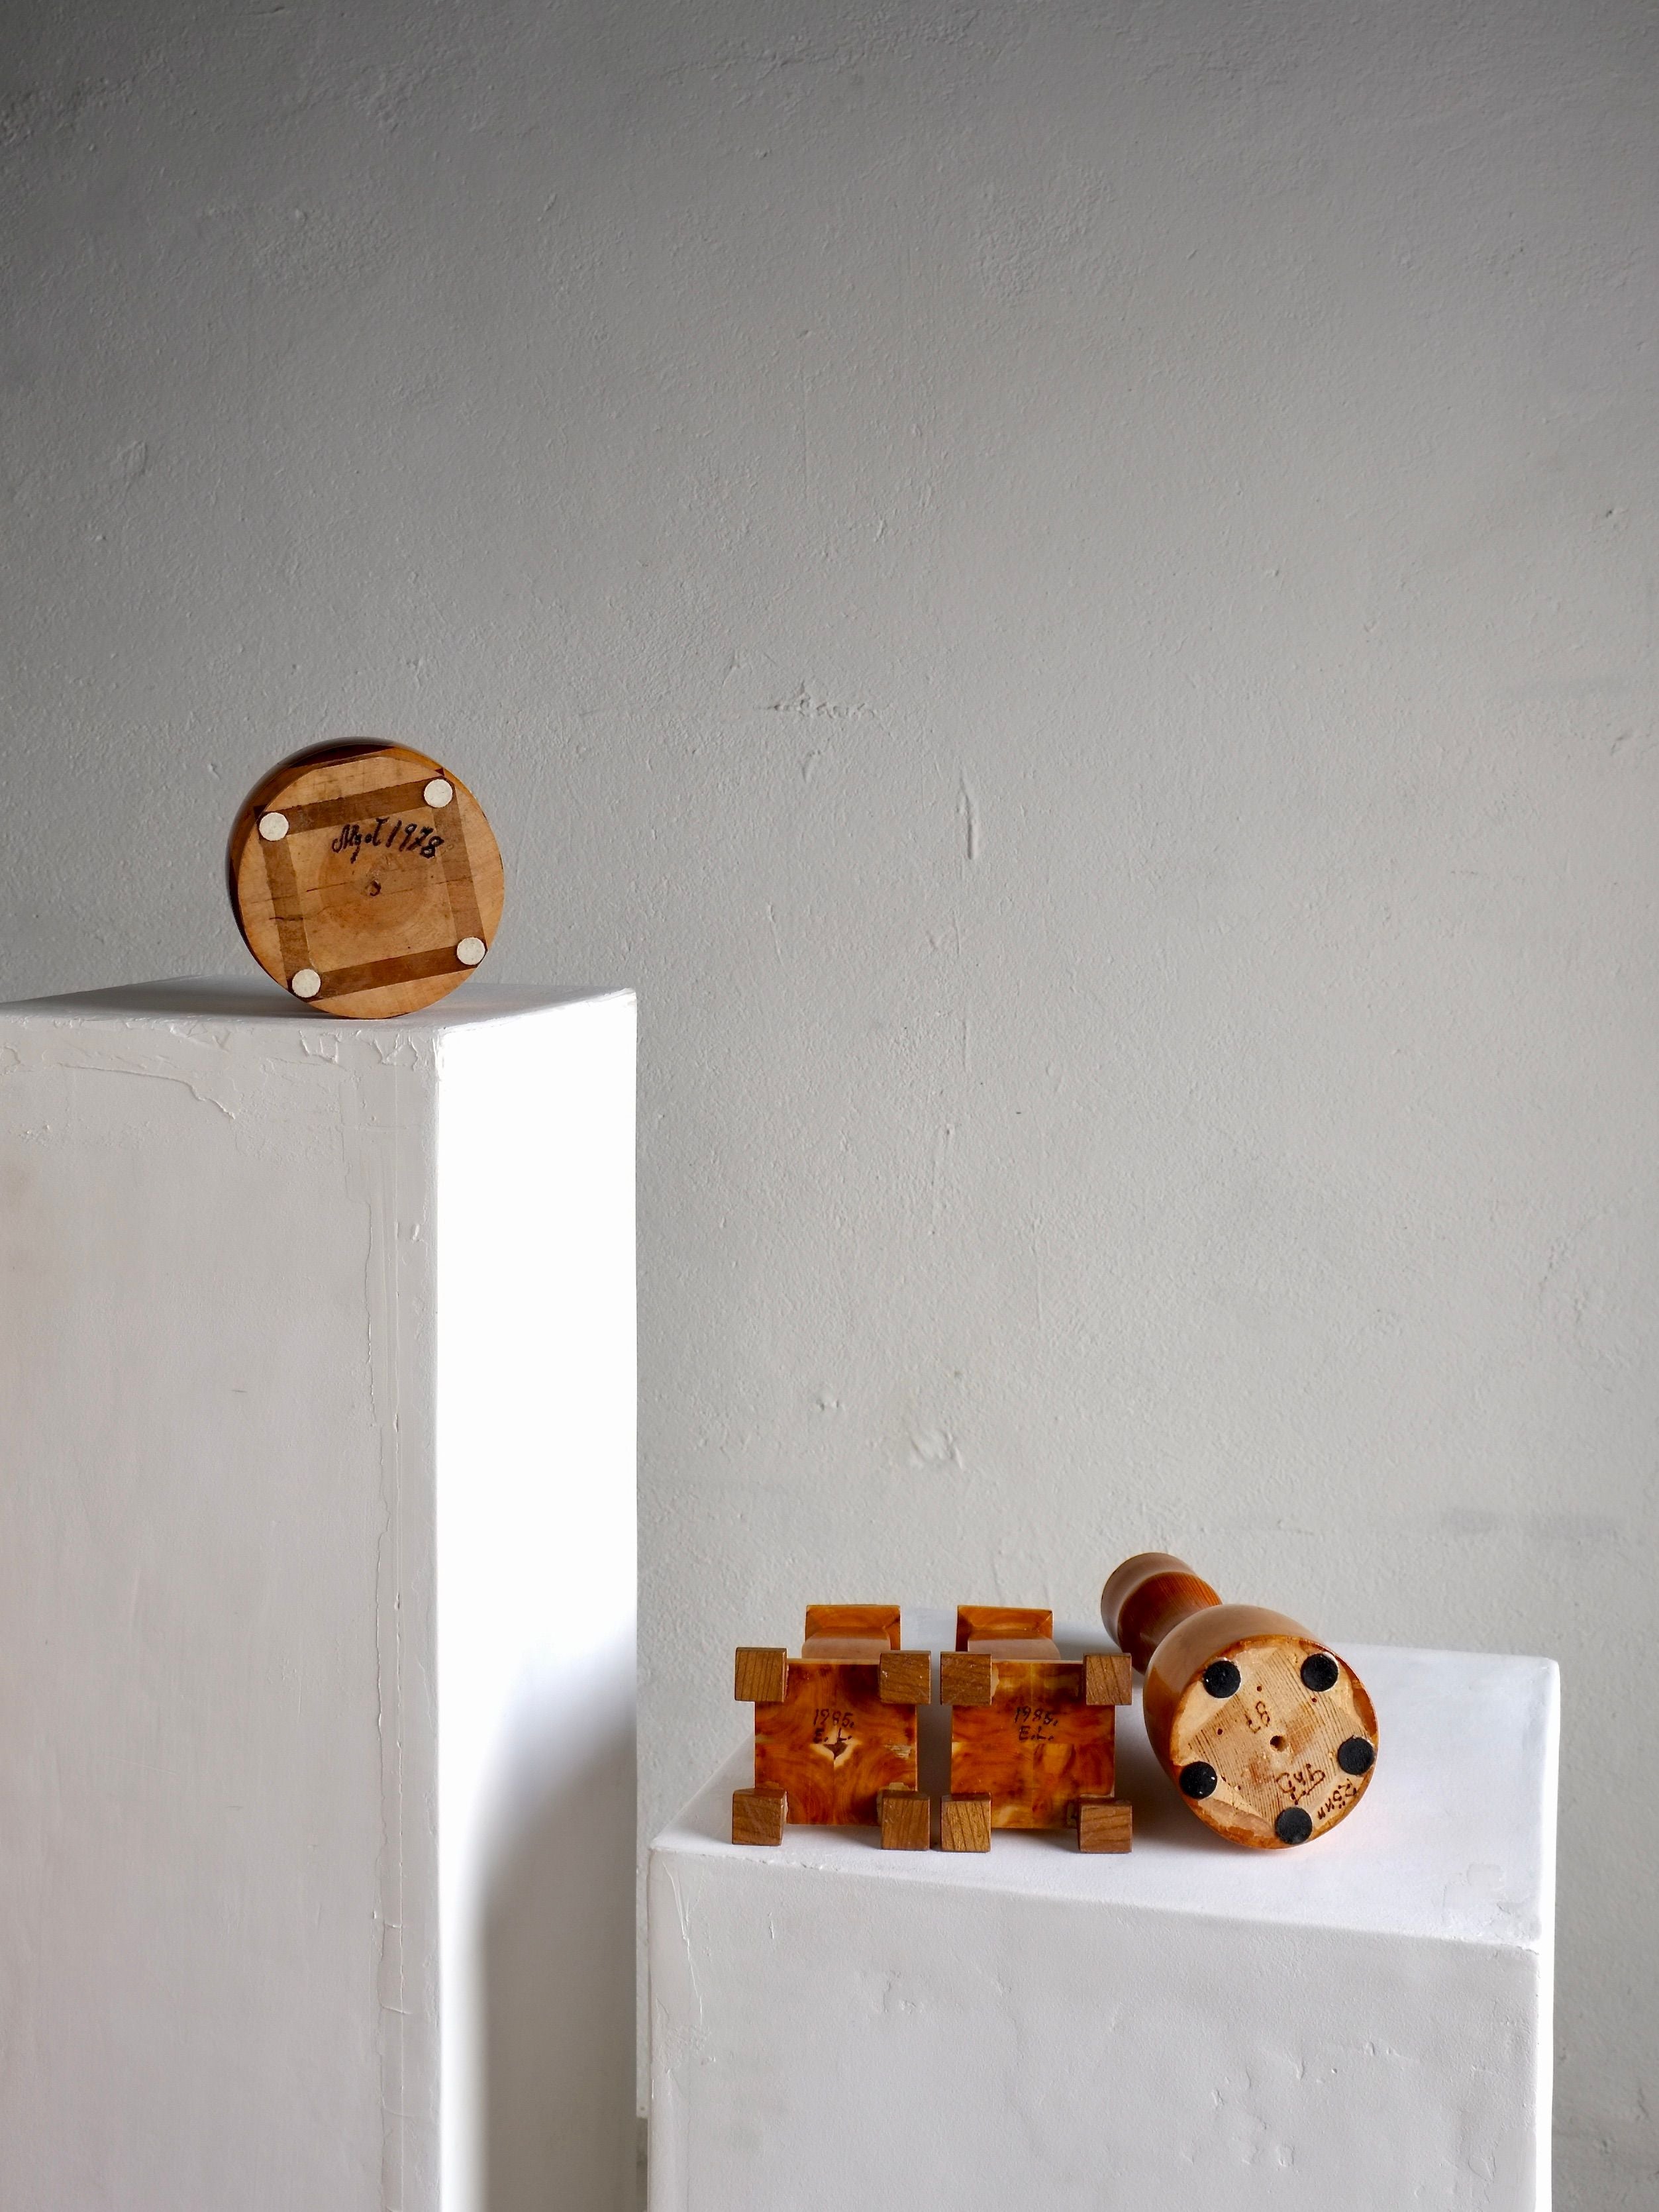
1, 3, 1655, 2202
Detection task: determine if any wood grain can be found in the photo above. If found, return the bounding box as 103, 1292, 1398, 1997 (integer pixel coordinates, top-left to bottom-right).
805, 1604, 902, 1648
1103, 1552, 1380, 1849
1154, 1621, 1378, 1850
753, 1659, 918, 1826
731, 1787, 787, 1846
878, 1649, 932, 1705
948, 1659, 1117, 1830
226, 740, 503, 1019
1077, 1797, 1133, 1854
878, 1790, 931, 1851
1083, 1650, 1133, 1707
734, 1647, 789, 1704
954, 1605, 1052, 1650
1101, 1552, 1223, 1672
939, 1794, 991, 1852
938, 1653, 994, 1707
965, 1637, 1060, 1660
737, 1609, 928, 1837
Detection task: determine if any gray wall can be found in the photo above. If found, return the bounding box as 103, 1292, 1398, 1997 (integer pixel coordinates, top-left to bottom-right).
3, 3, 1655, 2202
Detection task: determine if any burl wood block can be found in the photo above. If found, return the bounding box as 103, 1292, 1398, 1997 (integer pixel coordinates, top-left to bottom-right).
942, 1607, 1132, 1847
733, 1606, 930, 1840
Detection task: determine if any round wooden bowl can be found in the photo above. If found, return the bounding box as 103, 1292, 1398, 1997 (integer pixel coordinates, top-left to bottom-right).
1103, 1552, 1379, 1850
226, 740, 504, 1019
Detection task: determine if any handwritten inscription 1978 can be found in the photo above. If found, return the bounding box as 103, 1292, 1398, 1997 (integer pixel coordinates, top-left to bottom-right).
332, 817, 444, 864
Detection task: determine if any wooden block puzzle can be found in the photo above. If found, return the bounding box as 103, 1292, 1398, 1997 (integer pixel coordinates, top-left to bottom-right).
941, 1606, 1132, 1850
733, 1607, 930, 1845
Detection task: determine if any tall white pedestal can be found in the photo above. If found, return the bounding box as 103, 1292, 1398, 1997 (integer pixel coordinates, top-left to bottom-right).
0, 980, 636, 2212
650, 1614, 1557, 2211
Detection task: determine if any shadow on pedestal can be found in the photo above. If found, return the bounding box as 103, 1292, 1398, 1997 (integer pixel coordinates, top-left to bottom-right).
482, 1719, 637, 2212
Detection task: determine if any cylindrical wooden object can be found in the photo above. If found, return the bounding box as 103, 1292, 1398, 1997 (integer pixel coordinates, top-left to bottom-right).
1102, 1552, 1378, 1849
227, 739, 504, 1019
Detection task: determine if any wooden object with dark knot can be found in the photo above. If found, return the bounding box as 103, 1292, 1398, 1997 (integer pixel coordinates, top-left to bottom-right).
939, 1606, 1132, 1853
732, 1606, 931, 1849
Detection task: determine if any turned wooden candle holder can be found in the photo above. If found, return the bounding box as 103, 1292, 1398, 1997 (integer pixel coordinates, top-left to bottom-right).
1101, 1553, 1378, 1849
939, 1607, 1132, 1854
732, 1606, 932, 1849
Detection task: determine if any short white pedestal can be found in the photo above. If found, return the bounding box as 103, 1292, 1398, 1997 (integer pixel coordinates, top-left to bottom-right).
0, 980, 636, 2212
649, 1614, 1557, 2212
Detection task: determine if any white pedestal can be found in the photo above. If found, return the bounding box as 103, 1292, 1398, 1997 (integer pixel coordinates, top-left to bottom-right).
649, 1613, 1557, 2211
0, 980, 636, 2212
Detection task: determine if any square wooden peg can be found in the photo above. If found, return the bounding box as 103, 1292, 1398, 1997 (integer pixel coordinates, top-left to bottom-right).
1077, 1797, 1132, 1854
1084, 1651, 1133, 1707
878, 1790, 931, 1850
879, 1649, 932, 1705
734, 1646, 789, 1704
939, 1652, 994, 1707
732, 1787, 787, 1846
940, 1794, 992, 1852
